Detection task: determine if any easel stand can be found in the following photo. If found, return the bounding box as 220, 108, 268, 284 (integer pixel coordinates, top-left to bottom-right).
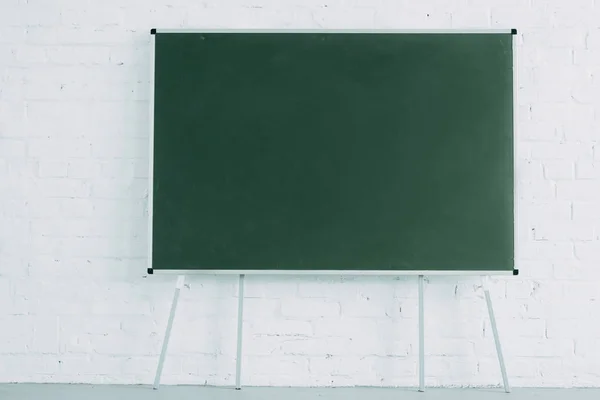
152, 274, 509, 393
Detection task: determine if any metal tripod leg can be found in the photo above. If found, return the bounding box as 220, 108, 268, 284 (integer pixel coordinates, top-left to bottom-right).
235, 274, 245, 390
153, 275, 185, 390
418, 275, 425, 392
482, 277, 510, 393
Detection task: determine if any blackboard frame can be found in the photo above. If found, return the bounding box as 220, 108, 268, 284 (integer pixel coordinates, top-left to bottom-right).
147, 29, 518, 276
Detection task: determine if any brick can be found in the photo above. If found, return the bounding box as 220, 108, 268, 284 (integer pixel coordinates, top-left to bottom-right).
587, 28, 600, 49
92, 138, 148, 158
280, 337, 352, 356
100, 160, 139, 179
0, 138, 26, 157
451, 7, 490, 26
533, 66, 590, 103
516, 180, 556, 201
0, 277, 11, 313
0, 355, 60, 376
0, 27, 26, 43
26, 26, 137, 45
308, 355, 374, 377
0, 100, 26, 135
67, 159, 102, 179
575, 339, 600, 358
59, 198, 95, 217
576, 161, 600, 179
492, 318, 546, 339
543, 160, 574, 180
26, 99, 144, 139
518, 201, 572, 222
375, 8, 451, 29
26, 4, 62, 26
529, 298, 599, 320
31, 317, 59, 354
481, 356, 538, 380
91, 297, 152, 317
246, 355, 308, 375
30, 217, 145, 238
523, 28, 587, 48
109, 45, 150, 66
91, 333, 161, 356
57, 355, 125, 375
531, 101, 594, 125
425, 338, 475, 357
92, 198, 146, 218
563, 281, 600, 302
574, 48, 600, 68
6, 158, 37, 180
531, 220, 595, 242
0, 316, 34, 354
247, 319, 312, 337
244, 277, 299, 298
514, 260, 554, 279
557, 180, 600, 201
518, 120, 562, 142
517, 159, 543, 180
547, 318, 600, 339
572, 202, 600, 220
518, 241, 574, 261
30, 235, 137, 258
46, 46, 111, 65
280, 299, 340, 318
12, 279, 93, 315
554, 261, 600, 280
571, 80, 600, 104
340, 297, 389, 318
296, 277, 358, 299
13, 45, 48, 64
563, 120, 600, 143
28, 138, 92, 158
504, 338, 575, 358
313, 317, 378, 337
506, 280, 543, 299
530, 142, 593, 160
523, 47, 575, 69
242, 298, 281, 319
38, 160, 68, 177
425, 356, 478, 385
0, 217, 30, 256
34, 178, 91, 198
91, 178, 147, 199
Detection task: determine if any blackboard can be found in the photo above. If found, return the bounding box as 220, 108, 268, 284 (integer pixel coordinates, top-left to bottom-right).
149, 30, 516, 274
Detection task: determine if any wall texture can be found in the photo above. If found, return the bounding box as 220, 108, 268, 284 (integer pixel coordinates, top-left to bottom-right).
1, 0, 600, 388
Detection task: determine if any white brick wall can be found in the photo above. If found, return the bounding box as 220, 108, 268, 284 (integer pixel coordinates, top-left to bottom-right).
0, 0, 599, 388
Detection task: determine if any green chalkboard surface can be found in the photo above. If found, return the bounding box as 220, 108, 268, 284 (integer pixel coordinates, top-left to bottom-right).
150, 30, 515, 274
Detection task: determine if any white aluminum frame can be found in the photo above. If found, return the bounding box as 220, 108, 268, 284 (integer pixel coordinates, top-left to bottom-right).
148, 269, 516, 276
152, 28, 513, 34
147, 28, 517, 277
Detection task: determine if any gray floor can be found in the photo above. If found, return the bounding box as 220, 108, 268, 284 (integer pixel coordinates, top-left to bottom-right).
1, 385, 600, 400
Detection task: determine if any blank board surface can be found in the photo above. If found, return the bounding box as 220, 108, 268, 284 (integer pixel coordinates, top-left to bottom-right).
150, 31, 515, 273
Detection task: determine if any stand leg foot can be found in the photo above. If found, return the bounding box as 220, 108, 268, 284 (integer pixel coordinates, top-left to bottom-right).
235, 274, 245, 390
418, 275, 425, 392
153, 275, 185, 390
483, 279, 510, 393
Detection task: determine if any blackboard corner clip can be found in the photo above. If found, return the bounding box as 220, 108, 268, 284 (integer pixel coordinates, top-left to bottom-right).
147, 268, 154, 274
151, 28, 157, 35
512, 269, 519, 276
511, 28, 517, 35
